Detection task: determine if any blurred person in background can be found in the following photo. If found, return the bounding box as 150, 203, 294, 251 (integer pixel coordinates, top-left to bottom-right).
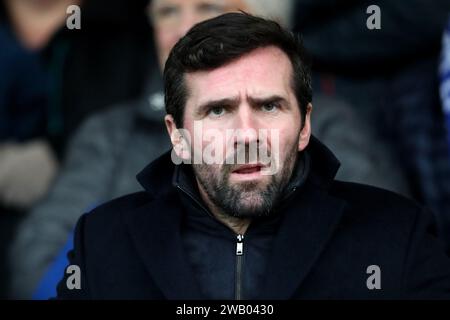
438, 14, 450, 250
441, 16, 450, 150
8, 0, 409, 299
0, 0, 156, 298
0, 0, 155, 157
290, 0, 450, 251
0, 0, 78, 299
0, 0, 78, 215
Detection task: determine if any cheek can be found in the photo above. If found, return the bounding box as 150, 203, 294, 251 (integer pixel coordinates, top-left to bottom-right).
269, 126, 300, 157
202, 127, 228, 156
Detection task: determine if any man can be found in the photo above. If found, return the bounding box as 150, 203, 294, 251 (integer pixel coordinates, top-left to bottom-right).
56, 13, 450, 299
9, 0, 408, 300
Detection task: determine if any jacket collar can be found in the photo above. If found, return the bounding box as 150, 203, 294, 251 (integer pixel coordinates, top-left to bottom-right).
124, 192, 205, 299
258, 183, 346, 299
306, 135, 341, 190
129, 136, 345, 299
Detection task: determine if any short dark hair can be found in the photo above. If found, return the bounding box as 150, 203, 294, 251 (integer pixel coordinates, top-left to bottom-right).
163, 12, 312, 128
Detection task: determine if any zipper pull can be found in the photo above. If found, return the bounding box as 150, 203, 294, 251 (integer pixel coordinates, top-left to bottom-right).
236, 234, 244, 256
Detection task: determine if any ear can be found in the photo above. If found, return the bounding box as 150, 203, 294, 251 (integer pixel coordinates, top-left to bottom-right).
298, 103, 312, 152
165, 114, 191, 160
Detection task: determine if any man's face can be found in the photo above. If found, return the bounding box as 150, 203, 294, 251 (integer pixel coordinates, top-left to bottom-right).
166, 46, 312, 218
150, 0, 248, 69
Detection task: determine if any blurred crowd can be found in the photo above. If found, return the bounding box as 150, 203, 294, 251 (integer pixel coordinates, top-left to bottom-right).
0, 0, 450, 299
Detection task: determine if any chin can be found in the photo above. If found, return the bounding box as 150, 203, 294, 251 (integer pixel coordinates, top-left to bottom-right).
236, 196, 266, 211
230, 178, 269, 192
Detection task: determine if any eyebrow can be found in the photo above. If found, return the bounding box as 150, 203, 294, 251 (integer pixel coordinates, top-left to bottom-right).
194, 94, 290, 117
247, 95, 290, 108
195, 97, 241, 117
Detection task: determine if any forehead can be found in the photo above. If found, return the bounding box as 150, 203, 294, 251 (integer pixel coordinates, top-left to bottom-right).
185, 46, 294, 103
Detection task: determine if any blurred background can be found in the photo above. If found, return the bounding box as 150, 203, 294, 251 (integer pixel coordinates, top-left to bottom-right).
0, 0, 449, 299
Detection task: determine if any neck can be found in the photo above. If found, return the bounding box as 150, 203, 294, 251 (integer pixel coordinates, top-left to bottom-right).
210, 209, 251, 236
197, 182, 251, 235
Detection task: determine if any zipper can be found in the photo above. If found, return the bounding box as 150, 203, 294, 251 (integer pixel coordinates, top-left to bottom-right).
235, 234, 244, 300
177, 183, 247, 300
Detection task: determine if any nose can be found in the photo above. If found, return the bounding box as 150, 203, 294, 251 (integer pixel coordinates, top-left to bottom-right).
233, 104, 260, 146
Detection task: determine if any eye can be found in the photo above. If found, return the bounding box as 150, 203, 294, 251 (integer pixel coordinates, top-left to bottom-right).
208, 106, 226, 117
155, 5, 178, 19
197, 3, 225, 15
261, 102, 279, 113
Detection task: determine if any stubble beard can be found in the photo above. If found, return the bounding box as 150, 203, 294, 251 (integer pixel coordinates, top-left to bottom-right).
193, 143, 299, 219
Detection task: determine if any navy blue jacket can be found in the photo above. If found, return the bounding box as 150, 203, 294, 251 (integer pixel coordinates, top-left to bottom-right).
56, 137, 450, 299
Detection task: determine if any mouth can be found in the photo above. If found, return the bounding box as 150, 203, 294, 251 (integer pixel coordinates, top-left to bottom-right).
230, 164, 266, 181
232, 164, 263, 174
